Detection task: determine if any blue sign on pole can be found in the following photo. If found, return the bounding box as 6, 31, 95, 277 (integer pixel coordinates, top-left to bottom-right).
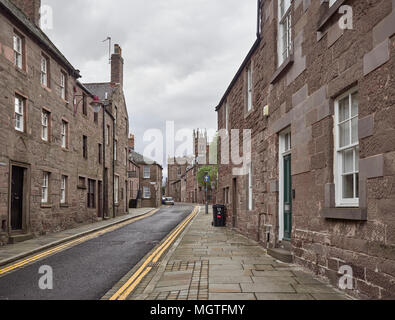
204, 176, 209, 183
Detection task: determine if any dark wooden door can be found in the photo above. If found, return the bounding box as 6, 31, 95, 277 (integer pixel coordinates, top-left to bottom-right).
98, 181, 103, 218
11, 166, 24, 231
283, 154, 292, 240
125, 181, 128, 213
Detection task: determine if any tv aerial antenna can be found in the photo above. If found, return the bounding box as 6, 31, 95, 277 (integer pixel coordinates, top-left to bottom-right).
102, 36, 111, 64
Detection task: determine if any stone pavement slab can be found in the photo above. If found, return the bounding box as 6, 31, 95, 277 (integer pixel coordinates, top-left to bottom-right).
255, 293, 315, 300
127, 206, 353, 301
0, 207, 156, 267
209, 284, 242, 293
209, 293, 256, 300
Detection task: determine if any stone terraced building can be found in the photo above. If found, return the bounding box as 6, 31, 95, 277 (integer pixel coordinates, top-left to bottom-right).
216, 0, 395, 299
0, 0, 131, 245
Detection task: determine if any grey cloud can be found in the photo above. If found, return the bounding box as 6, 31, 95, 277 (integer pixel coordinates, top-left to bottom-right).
43, 0, 257, 176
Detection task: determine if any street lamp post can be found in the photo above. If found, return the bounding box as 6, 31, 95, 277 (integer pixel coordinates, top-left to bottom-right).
205, 171, 209, 215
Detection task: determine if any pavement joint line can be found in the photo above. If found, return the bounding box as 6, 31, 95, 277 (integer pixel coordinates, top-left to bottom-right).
109, 207, 199, 301
0, 208, 160, 276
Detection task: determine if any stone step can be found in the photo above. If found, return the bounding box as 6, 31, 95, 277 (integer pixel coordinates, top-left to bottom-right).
267, 248, 293, 264
8, 233, 34, 244
279, 240, 292, 251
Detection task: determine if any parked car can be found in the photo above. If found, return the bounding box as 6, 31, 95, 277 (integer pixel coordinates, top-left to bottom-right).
162, 197, 166, 205
164, 197, 175, 205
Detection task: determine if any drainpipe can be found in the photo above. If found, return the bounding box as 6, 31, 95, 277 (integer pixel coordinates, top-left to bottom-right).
102, 105, 106, 219
104, 105, 115, 219
112, 113, 115, 219
256, 0, 262, 38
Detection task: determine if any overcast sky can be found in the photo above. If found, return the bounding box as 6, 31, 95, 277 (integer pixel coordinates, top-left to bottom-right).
42, 0, 257, 177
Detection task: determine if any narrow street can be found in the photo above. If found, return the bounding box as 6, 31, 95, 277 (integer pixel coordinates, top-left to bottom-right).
0, 205, 194, 300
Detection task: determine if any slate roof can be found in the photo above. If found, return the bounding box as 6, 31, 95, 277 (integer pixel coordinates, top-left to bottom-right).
83, 83, 115, 100
0, 0, 80, 77
130, 150, 162, 169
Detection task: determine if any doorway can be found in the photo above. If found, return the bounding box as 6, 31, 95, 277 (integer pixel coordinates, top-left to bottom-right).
9, 163, 30, 234
125, 180, 128, 213
232, 178, 237, 228
279, 129, 292, 241
98, 181, 103, 218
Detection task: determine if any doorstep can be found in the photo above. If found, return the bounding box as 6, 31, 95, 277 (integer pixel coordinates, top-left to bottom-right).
267, 248, 293, 264
8, 234, 34, 244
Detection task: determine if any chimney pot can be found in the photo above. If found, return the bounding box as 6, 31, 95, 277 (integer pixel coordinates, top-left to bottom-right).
128, 134, 135, 151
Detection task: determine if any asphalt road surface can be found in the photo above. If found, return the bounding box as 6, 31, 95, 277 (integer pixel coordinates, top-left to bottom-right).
0, 204, 194, 300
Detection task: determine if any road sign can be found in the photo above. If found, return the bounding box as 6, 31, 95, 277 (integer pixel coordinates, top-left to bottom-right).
204, 176, 209, 183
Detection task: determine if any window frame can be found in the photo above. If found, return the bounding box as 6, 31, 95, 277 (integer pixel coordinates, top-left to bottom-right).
334, 88, 359, 208
277, 0, 292, 67
114, 175, 119, 204
13, 33, 23, 69
61, 120, 68, 149
14, 94, 25, 132
40, 55, 50, 87
60, 175, 67, 204
144, 166, 151, 179
60, 71, 67, 100
41, 109, 50, 142
42, 172, 49, 204
143, 186, 151, 199
87, 179, 96, 208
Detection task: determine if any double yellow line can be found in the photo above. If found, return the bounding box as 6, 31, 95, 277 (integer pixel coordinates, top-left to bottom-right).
110, 207, 199, 300
0, 209, 160, 276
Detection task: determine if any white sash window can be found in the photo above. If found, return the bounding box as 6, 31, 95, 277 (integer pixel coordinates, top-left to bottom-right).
335, 89, 359, 207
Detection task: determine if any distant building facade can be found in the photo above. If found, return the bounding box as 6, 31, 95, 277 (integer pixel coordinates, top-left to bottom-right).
130, 150, 163, 208
168, 130, 217, 205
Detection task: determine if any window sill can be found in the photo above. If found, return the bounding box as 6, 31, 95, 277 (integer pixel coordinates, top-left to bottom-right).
321, 207, 367, 221
317, 0, 346, 32
77, 185, 87, 190
15, 66, 27, 76
60, 203, 69, 208
14, 130, 28, 137
41, 85, 51, 92
41, 204, 53, 209
270, 55, 294, 84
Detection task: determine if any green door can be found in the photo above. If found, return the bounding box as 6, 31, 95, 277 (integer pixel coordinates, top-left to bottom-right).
283, 154, 292, 240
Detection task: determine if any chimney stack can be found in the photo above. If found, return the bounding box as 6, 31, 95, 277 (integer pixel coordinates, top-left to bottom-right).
12, 0, 41, 27
111, 44, 124, 87
128, 134, 135, 151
